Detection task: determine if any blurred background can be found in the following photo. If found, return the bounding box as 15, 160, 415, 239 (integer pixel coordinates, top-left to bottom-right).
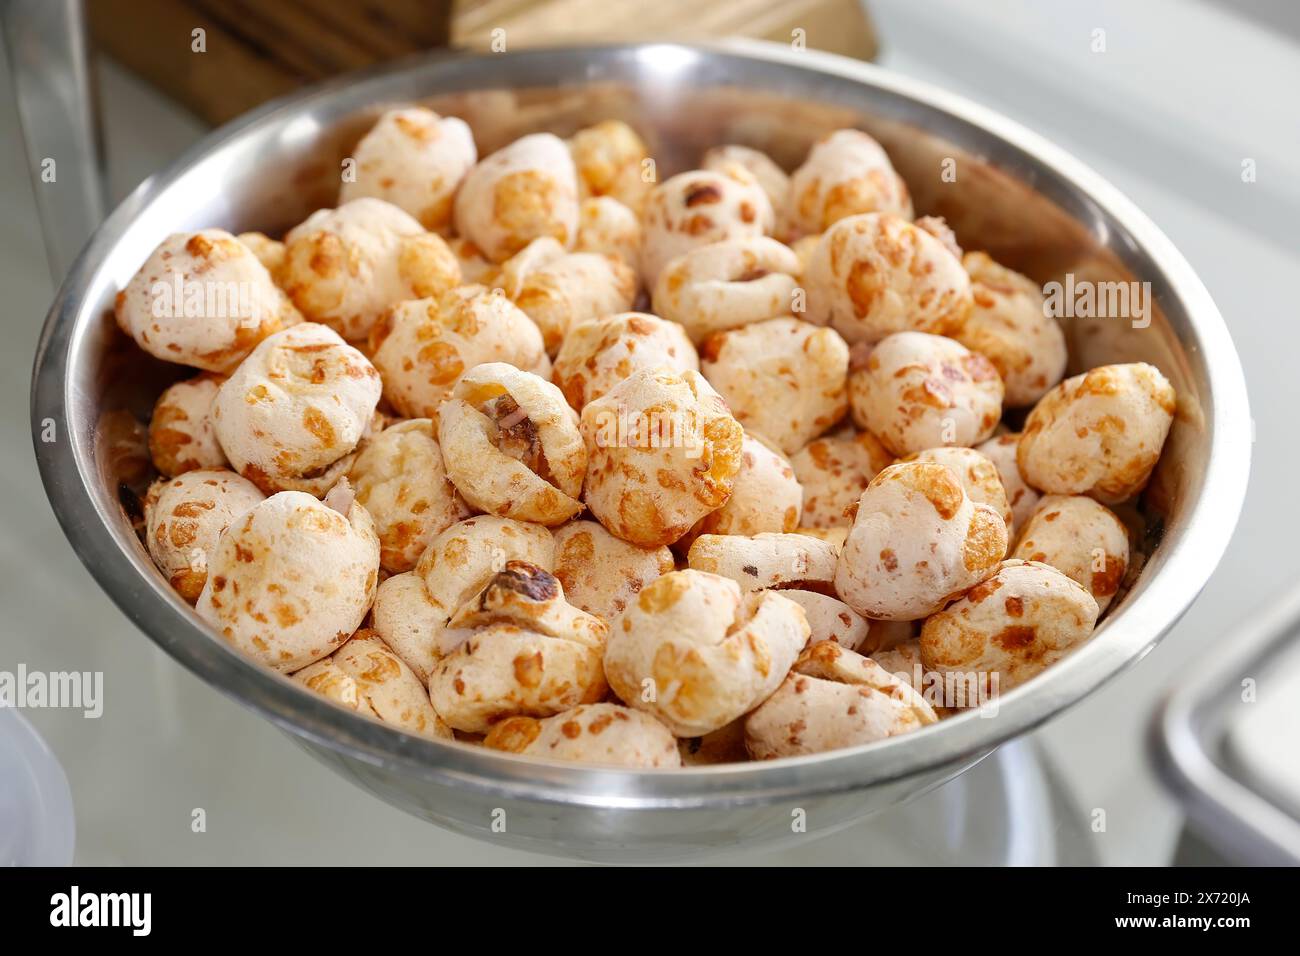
2, 0, 1297, 864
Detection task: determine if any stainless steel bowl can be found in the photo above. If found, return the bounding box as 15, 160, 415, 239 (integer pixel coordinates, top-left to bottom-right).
31, 40, 1250, 861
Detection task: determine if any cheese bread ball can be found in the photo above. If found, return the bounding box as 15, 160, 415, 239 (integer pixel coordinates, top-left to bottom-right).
373, 516, 555, 680
901, 446, 1013, 533
580, 368, 743, 547
651, 237, 802, 343
955, 252, 1067, 407
745, 640, 937, 759
143, 469, 265, 603
115, 229, 298, 371
805, 214, 972, 345
211, 325, 380, 493
339, 107, 477, 233
787, 129, 913, 236
848, 331, 1003, 456
347, 418, 470, 572
919, 559, 1099, 698
280, 198, 461, 340
368, 285, 549, 420
574, 196, 641, 267
976, 433, 1041, 533
438, 363, 585, 525
835, 461, 1007, 620
551, 519, 674, 624
453, 132, 580, 262
294, 629, 453, 740
485, 703, 680, 768
428, 562, 608, 732
703, 144, 792, 238
687, 532, 839, 594
195, 491, 380, 671
681, 434, 801, 546
567, 120, 651, 209
1018, 363, 1176, 504
791, 430, 893, 529
552, 312, 699, 412
603, 570, 810, 737
211, 323, 382, 496
148, 373, 228, 477
700, 317, 849, 454
417, 516, 557, 622
639, 164, 774, 285
493, 237, 637, 352
1012, 495, 1130, 614
237, 232, 287, 277
779, 590, 873, 653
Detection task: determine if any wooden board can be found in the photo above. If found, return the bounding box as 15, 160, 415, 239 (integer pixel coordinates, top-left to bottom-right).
88, 0, 874, 126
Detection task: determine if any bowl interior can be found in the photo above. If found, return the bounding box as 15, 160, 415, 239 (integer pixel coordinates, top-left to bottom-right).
34, 42, 1247, 806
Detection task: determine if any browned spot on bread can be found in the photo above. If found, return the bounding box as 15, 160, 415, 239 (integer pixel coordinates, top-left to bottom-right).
587, 711, 615, 735
965, 575, 1002, 604
963, 508, 1007, 572
186, 233, 219, 258
699, 333, 725, 364
683, 183, 722, 207
273, 604, 300, 627
171, 569, 207, 603
1077, 366, 1122, 398
846, 260, 882, 319
650, 642, 711, 719
486, 561, 559, 603
171, 499, 215, 518
512, 651, 545, 688
302, 407, 336, 447
994, 625, 1036, 649
638, 573, 690, 613
483, 716, 541, 753
1092, 554, 1125, 597
883, 461, 964, 519
416, 340, 464, 386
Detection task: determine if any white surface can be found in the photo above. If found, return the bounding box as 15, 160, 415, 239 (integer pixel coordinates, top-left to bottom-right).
0, 0, 1294, 865
1224, 639, 1300, 820
0, 710, 75, 865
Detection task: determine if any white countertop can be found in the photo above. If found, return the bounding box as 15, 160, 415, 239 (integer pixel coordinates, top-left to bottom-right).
2, 0, 1294, 865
